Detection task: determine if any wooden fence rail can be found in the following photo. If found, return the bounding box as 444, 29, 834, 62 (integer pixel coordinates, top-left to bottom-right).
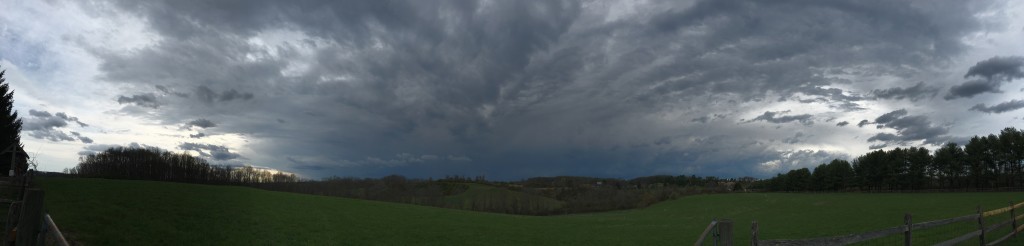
1, 175, 70, 246
694, 220, 718, 246
715, 200, 1024, 246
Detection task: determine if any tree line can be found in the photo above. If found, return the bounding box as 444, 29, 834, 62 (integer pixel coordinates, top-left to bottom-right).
759, 127, 1024, 192
66, 146, 298, 184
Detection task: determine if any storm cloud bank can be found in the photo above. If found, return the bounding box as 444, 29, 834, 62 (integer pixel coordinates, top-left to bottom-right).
2, 0, 1019, 179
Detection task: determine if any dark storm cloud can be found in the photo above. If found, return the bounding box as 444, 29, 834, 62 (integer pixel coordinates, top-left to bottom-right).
945, 56, 1024, 100
749, 111, 813, 125
23, 109, 91, 143
964, 56, 1024, 81
194, 86, 253, 104
970, 99, 1024, 114
868, 109, 950, 146
872, 82, 939, 102
80, 0, 1000, 178
944, 79, 1001, 100
116, 93, 160, 108
184, 119, 216, 129
178, 142, 242, 161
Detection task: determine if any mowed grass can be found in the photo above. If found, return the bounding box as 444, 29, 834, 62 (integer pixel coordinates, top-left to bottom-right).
37, 178, 1024, 245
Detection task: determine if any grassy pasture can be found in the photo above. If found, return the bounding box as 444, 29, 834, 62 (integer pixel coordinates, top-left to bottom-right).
37, 178, 1024, 245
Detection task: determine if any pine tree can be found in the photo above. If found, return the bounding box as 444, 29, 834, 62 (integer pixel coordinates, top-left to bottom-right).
0, 68, 24, 175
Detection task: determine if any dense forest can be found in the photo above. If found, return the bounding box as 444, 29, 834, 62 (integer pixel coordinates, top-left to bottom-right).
758, 127, 1024, 192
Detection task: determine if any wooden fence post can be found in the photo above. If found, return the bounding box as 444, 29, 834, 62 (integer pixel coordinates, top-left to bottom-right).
977, 206, 985, 246
904, 213, 912, 246
15, 189, 43, 246
717, 219, 733, 246
3, 201, 21, 246
751, 221, 758, 246
1012, 201, 1018, 238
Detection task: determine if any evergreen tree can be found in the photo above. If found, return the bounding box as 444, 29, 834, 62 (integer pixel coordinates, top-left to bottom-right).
0, 68, 24, 176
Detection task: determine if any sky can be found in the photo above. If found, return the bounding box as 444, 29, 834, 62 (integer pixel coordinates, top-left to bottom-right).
0, 0, 1023, 180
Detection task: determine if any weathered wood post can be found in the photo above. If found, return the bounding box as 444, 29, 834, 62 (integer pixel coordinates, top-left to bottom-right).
750, 221, 758, 246
1012, 201, 1018, 238
15, 189, 43, 246
717, 219, 733, 246
903, 213, 912, 246
977, 206, 985, 246
3, 201, 21, 245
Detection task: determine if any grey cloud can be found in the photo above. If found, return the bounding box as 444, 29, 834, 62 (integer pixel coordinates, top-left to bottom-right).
782, 132, 805, 144
447, 155, 472, 162
23, 109, 91, 143
178, 142, 242, 161
219, 89, 254, 102
28, 130, 76, 142
970, 99, 1024, 114
79, 0, 1001, 179
794, 87, 865, 111
70, 132, 93, 144
944, 79, 1001, 100
194, 86, 253, 104
945, 56, 1024, 100
868, 110, 950, 146
836, 121, 849, 127
749, 111, 813, 125
857, 120, 871, 128
116, 93, 160, 108
964, 56, 1024, 81
55, 112, 88, 127
155, 85, 189, 98
872, 82, 939, 102
691, 116, 709, 123
189, 132, 207, 138
185, 119, 216, 129
28, 110, 50, 117
874, 109, 907, 124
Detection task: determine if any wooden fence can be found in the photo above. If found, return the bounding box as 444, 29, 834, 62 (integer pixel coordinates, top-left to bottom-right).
698, 201, 1024, 246
1, 174, 69, 246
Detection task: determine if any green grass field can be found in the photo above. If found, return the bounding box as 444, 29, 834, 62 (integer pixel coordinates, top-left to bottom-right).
37, 178, 1024, 245
442, 183, 564, 211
